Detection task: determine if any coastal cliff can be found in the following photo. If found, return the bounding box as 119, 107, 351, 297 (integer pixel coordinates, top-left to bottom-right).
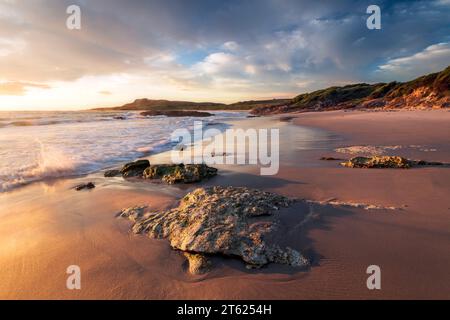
251, 66, 450, 115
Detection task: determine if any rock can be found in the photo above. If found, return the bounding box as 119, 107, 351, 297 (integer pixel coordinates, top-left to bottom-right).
104, 169, 121, 177
75, 182, 95, 191
140, 110, 213, 117
211, 152, 228, 158
143, 163, 218, 184
183, 253, 212, 275
341, 156, 413, 168
118, 186, 308, 273
265, 246, 309, 267
341, 156, 446, 169
116, 205, 148, 222
121, 159, 150, 177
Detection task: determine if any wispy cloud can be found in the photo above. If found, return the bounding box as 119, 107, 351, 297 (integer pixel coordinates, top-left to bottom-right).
0, 81, 50, 96
376, 42, 450, 80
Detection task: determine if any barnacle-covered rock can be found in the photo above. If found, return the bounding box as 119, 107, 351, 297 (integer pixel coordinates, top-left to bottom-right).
341, 156, 413, 168
117, 186, 308, 274
341, 156, 445, 168
143, 163, 217, 184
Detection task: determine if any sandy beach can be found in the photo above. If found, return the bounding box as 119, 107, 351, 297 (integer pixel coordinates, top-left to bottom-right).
0, 110, 449, 300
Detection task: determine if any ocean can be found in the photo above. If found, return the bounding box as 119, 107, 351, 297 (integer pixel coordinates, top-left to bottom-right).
0, 110, 247, 192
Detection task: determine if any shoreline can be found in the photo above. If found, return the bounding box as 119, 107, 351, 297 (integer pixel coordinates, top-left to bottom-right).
0, 112, 245, 195
0, 110, 449, 299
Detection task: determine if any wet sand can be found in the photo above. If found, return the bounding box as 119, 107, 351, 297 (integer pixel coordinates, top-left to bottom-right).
0, 110, 449, 299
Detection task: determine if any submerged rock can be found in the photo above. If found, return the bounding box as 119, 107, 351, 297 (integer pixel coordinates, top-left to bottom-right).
121, 159, 150, 177
75, 182, 95, 191
143, 163, 218, 184
104, 169, 121, 177
118, 186, 309, 274
341, 156, 446, 169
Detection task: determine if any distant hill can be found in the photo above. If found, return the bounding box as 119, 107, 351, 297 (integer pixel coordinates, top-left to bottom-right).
92, 99, 227, 111
251, 66, 450, 115
92, 98, 292, 112
228, 99, 291, 109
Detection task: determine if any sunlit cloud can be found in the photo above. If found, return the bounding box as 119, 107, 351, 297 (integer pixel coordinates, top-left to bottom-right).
0, 81, 50, 96
376, 42, 450, 80
0, 0, 449, 110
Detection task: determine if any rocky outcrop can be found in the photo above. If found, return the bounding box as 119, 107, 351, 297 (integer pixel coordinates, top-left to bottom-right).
121, 160, 150, 178
342, 156, 412, 168
118, 186, 309, 274
105, 161, 218, 184
341, 156, 445, 168
140, 110, 213, 117
143, 163, 218, 184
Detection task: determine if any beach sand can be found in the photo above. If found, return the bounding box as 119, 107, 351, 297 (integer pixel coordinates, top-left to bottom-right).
0, 110, 449, 299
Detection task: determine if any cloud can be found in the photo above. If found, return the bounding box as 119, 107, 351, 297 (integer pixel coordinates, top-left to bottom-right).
376, 42, 450, 80
0, 37, 26, 56
0, 81, 50, 96
222, 41, 239, 51
98, 90, 112, 95
0, 0, 449, 108
194, 52, 240, 75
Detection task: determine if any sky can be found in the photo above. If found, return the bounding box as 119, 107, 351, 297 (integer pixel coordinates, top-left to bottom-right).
0, 0, 449, 110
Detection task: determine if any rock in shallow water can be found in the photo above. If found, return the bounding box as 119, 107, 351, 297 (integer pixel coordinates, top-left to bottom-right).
143, 163, 217, 184
341, 156, 412, 168
118, 186, 309, 274
341, 156, 445, 169
75, 182, 95, 191
121, 160, 150, 177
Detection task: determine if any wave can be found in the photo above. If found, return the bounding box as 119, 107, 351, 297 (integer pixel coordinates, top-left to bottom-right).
0, 111, 247, 192
136, 138, 175, 154
0, 112, 142, 128
0, 142, 80, 192
9, 121, 36, 127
